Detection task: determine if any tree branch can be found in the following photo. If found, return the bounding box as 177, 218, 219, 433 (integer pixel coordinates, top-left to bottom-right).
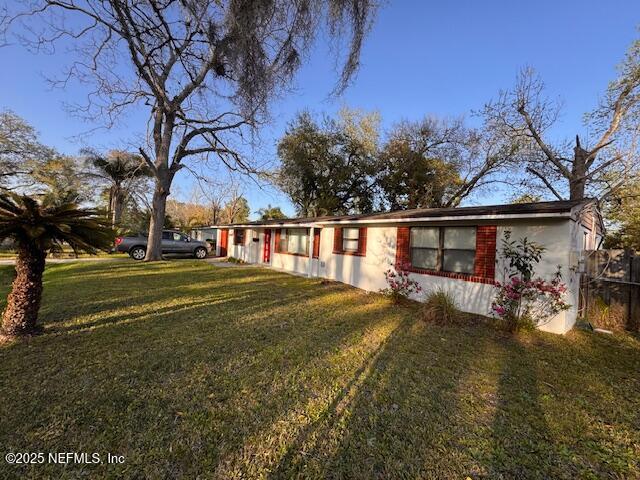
526, 167, 564, 200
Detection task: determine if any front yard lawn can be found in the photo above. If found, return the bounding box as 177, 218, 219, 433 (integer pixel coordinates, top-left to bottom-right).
0, 261, 639, 479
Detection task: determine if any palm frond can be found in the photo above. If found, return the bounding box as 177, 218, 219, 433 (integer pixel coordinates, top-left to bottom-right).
0, 192, 115, 254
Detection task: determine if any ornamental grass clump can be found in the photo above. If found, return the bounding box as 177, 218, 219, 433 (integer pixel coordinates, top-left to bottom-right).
381, 262, 422, 304
491, 230, 570, 332
422, 289, 461, 324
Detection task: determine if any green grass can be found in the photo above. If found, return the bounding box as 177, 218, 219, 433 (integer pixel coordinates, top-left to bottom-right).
0, 261, 639, 479
0, 250, 128, 259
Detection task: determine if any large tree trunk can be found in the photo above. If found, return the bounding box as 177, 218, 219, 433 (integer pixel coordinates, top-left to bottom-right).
145, 181, 170, 261
569, 177, 587, 201
570, 137, 588, 201
111, 187, 126, 227
1, 243, 46, 337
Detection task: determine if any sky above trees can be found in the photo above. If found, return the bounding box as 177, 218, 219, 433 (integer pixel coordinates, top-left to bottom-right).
1, 0, 639, 218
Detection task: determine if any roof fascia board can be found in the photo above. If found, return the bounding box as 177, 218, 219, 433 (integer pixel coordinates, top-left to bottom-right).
317, 212, 571, 225
217, 212, 571, 229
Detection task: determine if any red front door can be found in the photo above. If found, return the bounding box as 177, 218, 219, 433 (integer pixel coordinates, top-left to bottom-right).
220, 229, 229, 257
263, 229, 272, 263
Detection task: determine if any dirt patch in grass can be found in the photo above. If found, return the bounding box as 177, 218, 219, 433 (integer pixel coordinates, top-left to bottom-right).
0, 261, 639, 479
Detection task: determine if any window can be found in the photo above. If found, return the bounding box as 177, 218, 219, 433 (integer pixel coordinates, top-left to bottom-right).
233, 229, 245, 245
286, 228, 309, 255
162, 231, 173, 241
333, 227, 367, 256
410, 227, 476, 274
410, 227, 439, 270
276, 228, 309, 255
443, 227, 476, 274
342, 228, 360, 252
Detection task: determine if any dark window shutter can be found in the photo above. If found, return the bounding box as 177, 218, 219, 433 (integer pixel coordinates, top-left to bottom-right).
474, 226, 497, 279
358, 227, 367, 256
395, 227, 411, 268
333, 227, 343, 253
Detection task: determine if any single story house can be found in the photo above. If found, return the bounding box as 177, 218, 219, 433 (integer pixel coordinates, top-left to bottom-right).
210, 200, 603, 334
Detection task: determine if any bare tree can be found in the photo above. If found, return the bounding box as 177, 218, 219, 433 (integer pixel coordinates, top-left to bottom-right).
4, 0, 376, 259
376, 116, 512, 210
220, 182, 249, 224
483, 47, 640, 201
195, 176, 236, 225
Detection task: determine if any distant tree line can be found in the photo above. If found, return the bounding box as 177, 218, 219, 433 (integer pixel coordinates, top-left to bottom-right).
276, 108, 514, 216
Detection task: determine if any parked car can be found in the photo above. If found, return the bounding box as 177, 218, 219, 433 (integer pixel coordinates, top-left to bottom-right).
115, 230, 210, 260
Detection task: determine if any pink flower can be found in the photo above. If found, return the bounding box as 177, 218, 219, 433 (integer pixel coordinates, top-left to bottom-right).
492, 305, 506, 315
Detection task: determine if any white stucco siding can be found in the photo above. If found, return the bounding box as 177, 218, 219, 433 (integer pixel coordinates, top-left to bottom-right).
320, 220, 576, 334
495, 220, 575, 334
320, 225, 395, 292
272, 252, 310, 275
245, 229, 261, 264
218, 217, 580, 334
227, 228, 247, 261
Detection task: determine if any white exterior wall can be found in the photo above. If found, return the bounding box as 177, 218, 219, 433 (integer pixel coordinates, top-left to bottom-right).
496, 221, 574, 334
316, 220, 574, 334
272, 252, 310, 275
190, 228, 217, 242
216, 217, 585, 334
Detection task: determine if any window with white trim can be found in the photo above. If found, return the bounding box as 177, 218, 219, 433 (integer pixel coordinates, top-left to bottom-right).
284, 228, 309, 255
410, 226, 476, 274
342, 227, 360, 252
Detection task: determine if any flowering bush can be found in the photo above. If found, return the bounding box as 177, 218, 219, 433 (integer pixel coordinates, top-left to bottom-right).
381, 262, 422, 303
492, 271, 570, 331
492, 231, 571, 331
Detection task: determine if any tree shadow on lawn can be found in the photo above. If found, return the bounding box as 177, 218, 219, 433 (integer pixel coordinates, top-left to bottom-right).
267, 321, 497, 479
488, 338, 557, 479
487, 332, 640, 479
3, 262, 639, 478
0, 276, 405, 478
33, 263, 324, 332
267, 324, 640, 480
41, 277, 340, 335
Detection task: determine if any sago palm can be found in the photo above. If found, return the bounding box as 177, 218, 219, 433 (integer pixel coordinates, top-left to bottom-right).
0, 193, 114, 337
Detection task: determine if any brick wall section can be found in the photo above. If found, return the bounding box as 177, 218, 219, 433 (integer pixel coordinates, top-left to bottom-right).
474, 225, 497, 279
395, 227, 410, 266
274, 229, 281, 253
333, 227, 343, 253
395, 225, 497, 285
313, 229, 321, 258
358, 227, 368, 256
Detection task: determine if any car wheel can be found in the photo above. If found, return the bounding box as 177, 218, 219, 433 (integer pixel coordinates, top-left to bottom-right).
194, 247, 208, 259
129, 246, 146, 260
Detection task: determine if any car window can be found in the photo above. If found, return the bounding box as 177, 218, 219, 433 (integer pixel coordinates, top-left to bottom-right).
173, 233, 183, 241
162, 231, 173, 240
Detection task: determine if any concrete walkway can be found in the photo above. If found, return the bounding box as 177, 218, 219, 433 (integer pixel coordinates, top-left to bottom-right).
205, 257, 252, 268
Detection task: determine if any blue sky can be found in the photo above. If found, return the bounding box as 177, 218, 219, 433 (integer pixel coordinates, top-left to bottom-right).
1, 0, 638, 218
